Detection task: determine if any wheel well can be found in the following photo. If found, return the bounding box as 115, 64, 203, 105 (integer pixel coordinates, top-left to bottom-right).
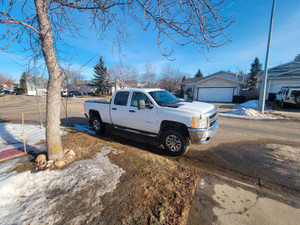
89, 110, 101, 125
159, 121, 189, 139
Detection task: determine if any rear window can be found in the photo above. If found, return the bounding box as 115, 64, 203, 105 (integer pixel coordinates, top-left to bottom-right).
114, 91, 129, 106
291, 90, 300, 97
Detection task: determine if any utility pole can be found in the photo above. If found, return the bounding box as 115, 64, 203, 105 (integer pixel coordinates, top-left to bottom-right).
258, 0, 276, 113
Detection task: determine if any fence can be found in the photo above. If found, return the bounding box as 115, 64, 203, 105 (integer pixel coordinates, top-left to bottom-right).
240, 89, 259, 101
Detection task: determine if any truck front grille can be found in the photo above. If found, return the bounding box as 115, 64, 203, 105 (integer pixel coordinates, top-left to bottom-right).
209, 119, 217, 127
209, 112, 217, 120
207, 108, 218, 128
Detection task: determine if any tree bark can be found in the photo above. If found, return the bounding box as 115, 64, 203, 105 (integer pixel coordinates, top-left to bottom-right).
35, 0, 65, 160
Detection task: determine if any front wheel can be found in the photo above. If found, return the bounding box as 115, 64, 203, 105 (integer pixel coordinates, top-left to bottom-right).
280, 100, 286, 109
161, 130, 190, 156
294, 95, 300, 104
91, 116, 105, 134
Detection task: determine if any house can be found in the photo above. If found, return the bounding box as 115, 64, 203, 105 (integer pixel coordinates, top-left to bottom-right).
26, 76, 47, 96
181, 71, 245, 102
0, 80, 18, 92
66, 81, 119, 96
181, 77, 202, 99
256, 61, 300, 98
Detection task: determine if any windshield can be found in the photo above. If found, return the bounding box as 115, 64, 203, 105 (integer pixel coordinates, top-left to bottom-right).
149, 90, 180, 106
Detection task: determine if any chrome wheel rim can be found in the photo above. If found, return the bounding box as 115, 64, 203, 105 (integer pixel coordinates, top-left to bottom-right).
166, 135, 182, 152
93, 119, 100, 131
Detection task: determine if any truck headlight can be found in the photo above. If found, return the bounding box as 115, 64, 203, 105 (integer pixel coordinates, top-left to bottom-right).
191, 116, 207, 129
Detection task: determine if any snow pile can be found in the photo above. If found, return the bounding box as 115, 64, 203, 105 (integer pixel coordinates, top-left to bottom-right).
266, 143, 300, 162
0, 123, 66, 152
0, 147, 125, 225
233, 100, 260, 110
219, 100, 281, 120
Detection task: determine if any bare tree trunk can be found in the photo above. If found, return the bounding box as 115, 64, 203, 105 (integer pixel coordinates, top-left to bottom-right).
35, 0, 65, 160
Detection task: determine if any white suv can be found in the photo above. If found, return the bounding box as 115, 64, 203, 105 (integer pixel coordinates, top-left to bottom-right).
275, 86, 300, 108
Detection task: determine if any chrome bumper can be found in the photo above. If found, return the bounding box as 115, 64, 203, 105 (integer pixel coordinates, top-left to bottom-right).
188, 118, 219, 144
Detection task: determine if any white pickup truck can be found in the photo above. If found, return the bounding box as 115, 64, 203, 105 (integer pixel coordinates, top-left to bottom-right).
84, 88, 218, 156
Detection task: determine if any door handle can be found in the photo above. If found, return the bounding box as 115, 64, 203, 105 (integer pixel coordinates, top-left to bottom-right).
112, 108, 117, 110
129, 110, 135, 113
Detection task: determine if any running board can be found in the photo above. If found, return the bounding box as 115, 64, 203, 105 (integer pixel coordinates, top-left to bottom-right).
113, 125, 157, 137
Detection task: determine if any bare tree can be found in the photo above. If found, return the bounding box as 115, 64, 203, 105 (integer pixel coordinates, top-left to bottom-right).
109, 63, 139, 88
159, 66, 184, 92
62, 66, 84, 92
0, 0, 233, 160
0, 72, 16, 91
141, 61, 158, 88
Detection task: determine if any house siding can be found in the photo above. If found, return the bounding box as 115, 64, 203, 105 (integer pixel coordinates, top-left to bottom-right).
256, 61, 300, 98
193, 77, 238, 88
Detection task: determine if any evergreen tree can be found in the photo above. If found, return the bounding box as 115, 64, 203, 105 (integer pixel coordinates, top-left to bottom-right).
182, 75, 186, 82
92, 56, 109, 96
19, 72, 27, 93
295, 53, 300, 62
194, 69, 203, 79
247, 57, 262, 89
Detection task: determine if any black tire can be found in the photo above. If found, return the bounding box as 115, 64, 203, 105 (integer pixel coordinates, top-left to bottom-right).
161, 130, 189, 156
91, 116, 105, 134
294, 95, 300, 104
280, 100, 286, 109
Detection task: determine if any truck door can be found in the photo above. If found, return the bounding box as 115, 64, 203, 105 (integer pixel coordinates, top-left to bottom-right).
110, 91, 130, 127
126, 91, 158, 134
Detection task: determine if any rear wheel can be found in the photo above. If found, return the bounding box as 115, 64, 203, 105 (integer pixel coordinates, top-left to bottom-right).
91, 116, 105, 134
161, 130, 189, 156
294, 95, 300, 104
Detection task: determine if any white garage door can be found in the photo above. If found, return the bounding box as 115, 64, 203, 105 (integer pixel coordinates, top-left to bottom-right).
197, 88, 234, 102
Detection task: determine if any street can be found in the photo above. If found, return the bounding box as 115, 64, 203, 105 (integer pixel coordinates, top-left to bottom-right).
1, 95, 300, 224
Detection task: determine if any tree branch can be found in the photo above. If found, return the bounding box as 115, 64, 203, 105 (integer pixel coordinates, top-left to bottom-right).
0, 17, 40, 35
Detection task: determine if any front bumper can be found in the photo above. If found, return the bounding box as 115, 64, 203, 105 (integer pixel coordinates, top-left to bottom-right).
188, 118, 219, 144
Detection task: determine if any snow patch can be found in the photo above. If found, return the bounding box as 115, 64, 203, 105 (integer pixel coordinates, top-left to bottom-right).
0, 157, 29, 174
233, 100, 259, 109
0, 123, 66, 153
219, 100, 282, 120
266, 144, 300, 162
0, 148, 125, 225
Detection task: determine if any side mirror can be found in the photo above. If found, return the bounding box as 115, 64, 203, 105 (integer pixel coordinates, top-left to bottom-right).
148, 102, 154, 109
138, 100, 146, 110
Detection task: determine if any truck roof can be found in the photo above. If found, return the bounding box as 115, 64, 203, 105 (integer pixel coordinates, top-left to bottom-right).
116, 88, 163, 92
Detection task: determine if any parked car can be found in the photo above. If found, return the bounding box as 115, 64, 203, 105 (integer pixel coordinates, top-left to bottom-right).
87, 92, 95, 96
14, 92, 23, 95
4, 90, 11, 94
0, 90, 5, 97
68, 91, 82, 97
84, 88, 218, 156
61, 91, 68, 97
275, 86, 300, 108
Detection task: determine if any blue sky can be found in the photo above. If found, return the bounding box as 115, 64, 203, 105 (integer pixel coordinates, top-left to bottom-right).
1, 0, 300, 81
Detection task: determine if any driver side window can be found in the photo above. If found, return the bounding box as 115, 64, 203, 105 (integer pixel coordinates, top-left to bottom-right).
131, 92, 151, 107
